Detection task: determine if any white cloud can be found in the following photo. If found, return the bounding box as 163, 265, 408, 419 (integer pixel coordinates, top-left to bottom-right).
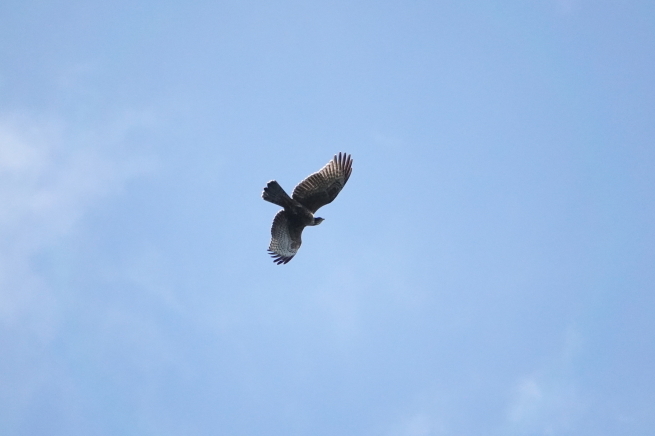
402, 413, 442, 436
0, 112, 155, 340
506, 375, 582, 435
552, 0, 581, 16
382, 410, 448, 436
504, 328, 586, 435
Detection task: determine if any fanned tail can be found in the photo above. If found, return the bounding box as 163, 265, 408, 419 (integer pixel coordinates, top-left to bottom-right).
262, 180, 294, 208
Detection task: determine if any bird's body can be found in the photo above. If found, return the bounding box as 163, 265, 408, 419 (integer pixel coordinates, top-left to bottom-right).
262, 152, 353, 264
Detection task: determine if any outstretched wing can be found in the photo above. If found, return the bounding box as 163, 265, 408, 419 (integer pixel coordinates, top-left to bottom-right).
268, 210, 304, 264
292, 152, 353, 213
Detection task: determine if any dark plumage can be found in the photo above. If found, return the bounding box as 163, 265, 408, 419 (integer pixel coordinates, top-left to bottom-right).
262, 152, 353, 264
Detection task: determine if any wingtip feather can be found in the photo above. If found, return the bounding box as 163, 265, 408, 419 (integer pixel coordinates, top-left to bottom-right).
268, 249, 294, 265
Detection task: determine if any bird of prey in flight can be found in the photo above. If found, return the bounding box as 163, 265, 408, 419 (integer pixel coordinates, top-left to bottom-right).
262, 152, 353, 264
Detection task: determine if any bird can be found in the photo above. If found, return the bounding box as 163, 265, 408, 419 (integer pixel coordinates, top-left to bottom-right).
262, 152, 353, 264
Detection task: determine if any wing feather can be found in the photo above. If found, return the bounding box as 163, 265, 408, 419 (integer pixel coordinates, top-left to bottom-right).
268, 210, 304, 264
292, 152, 353, 213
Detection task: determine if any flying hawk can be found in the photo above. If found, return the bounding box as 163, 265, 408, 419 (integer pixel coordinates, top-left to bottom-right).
262, 152, 353, 264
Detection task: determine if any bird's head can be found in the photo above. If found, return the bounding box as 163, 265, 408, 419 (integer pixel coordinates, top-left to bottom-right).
313, 217, 325, 225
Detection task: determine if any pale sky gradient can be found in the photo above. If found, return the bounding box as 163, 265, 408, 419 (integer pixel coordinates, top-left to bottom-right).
1, 1, 654, 435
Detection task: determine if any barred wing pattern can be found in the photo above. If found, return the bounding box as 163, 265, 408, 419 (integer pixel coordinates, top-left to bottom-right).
292, 152, 353, 213
268, 210, 303, 264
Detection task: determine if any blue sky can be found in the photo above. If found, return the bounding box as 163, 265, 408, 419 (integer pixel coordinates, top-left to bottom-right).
1, 1, 654, 435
